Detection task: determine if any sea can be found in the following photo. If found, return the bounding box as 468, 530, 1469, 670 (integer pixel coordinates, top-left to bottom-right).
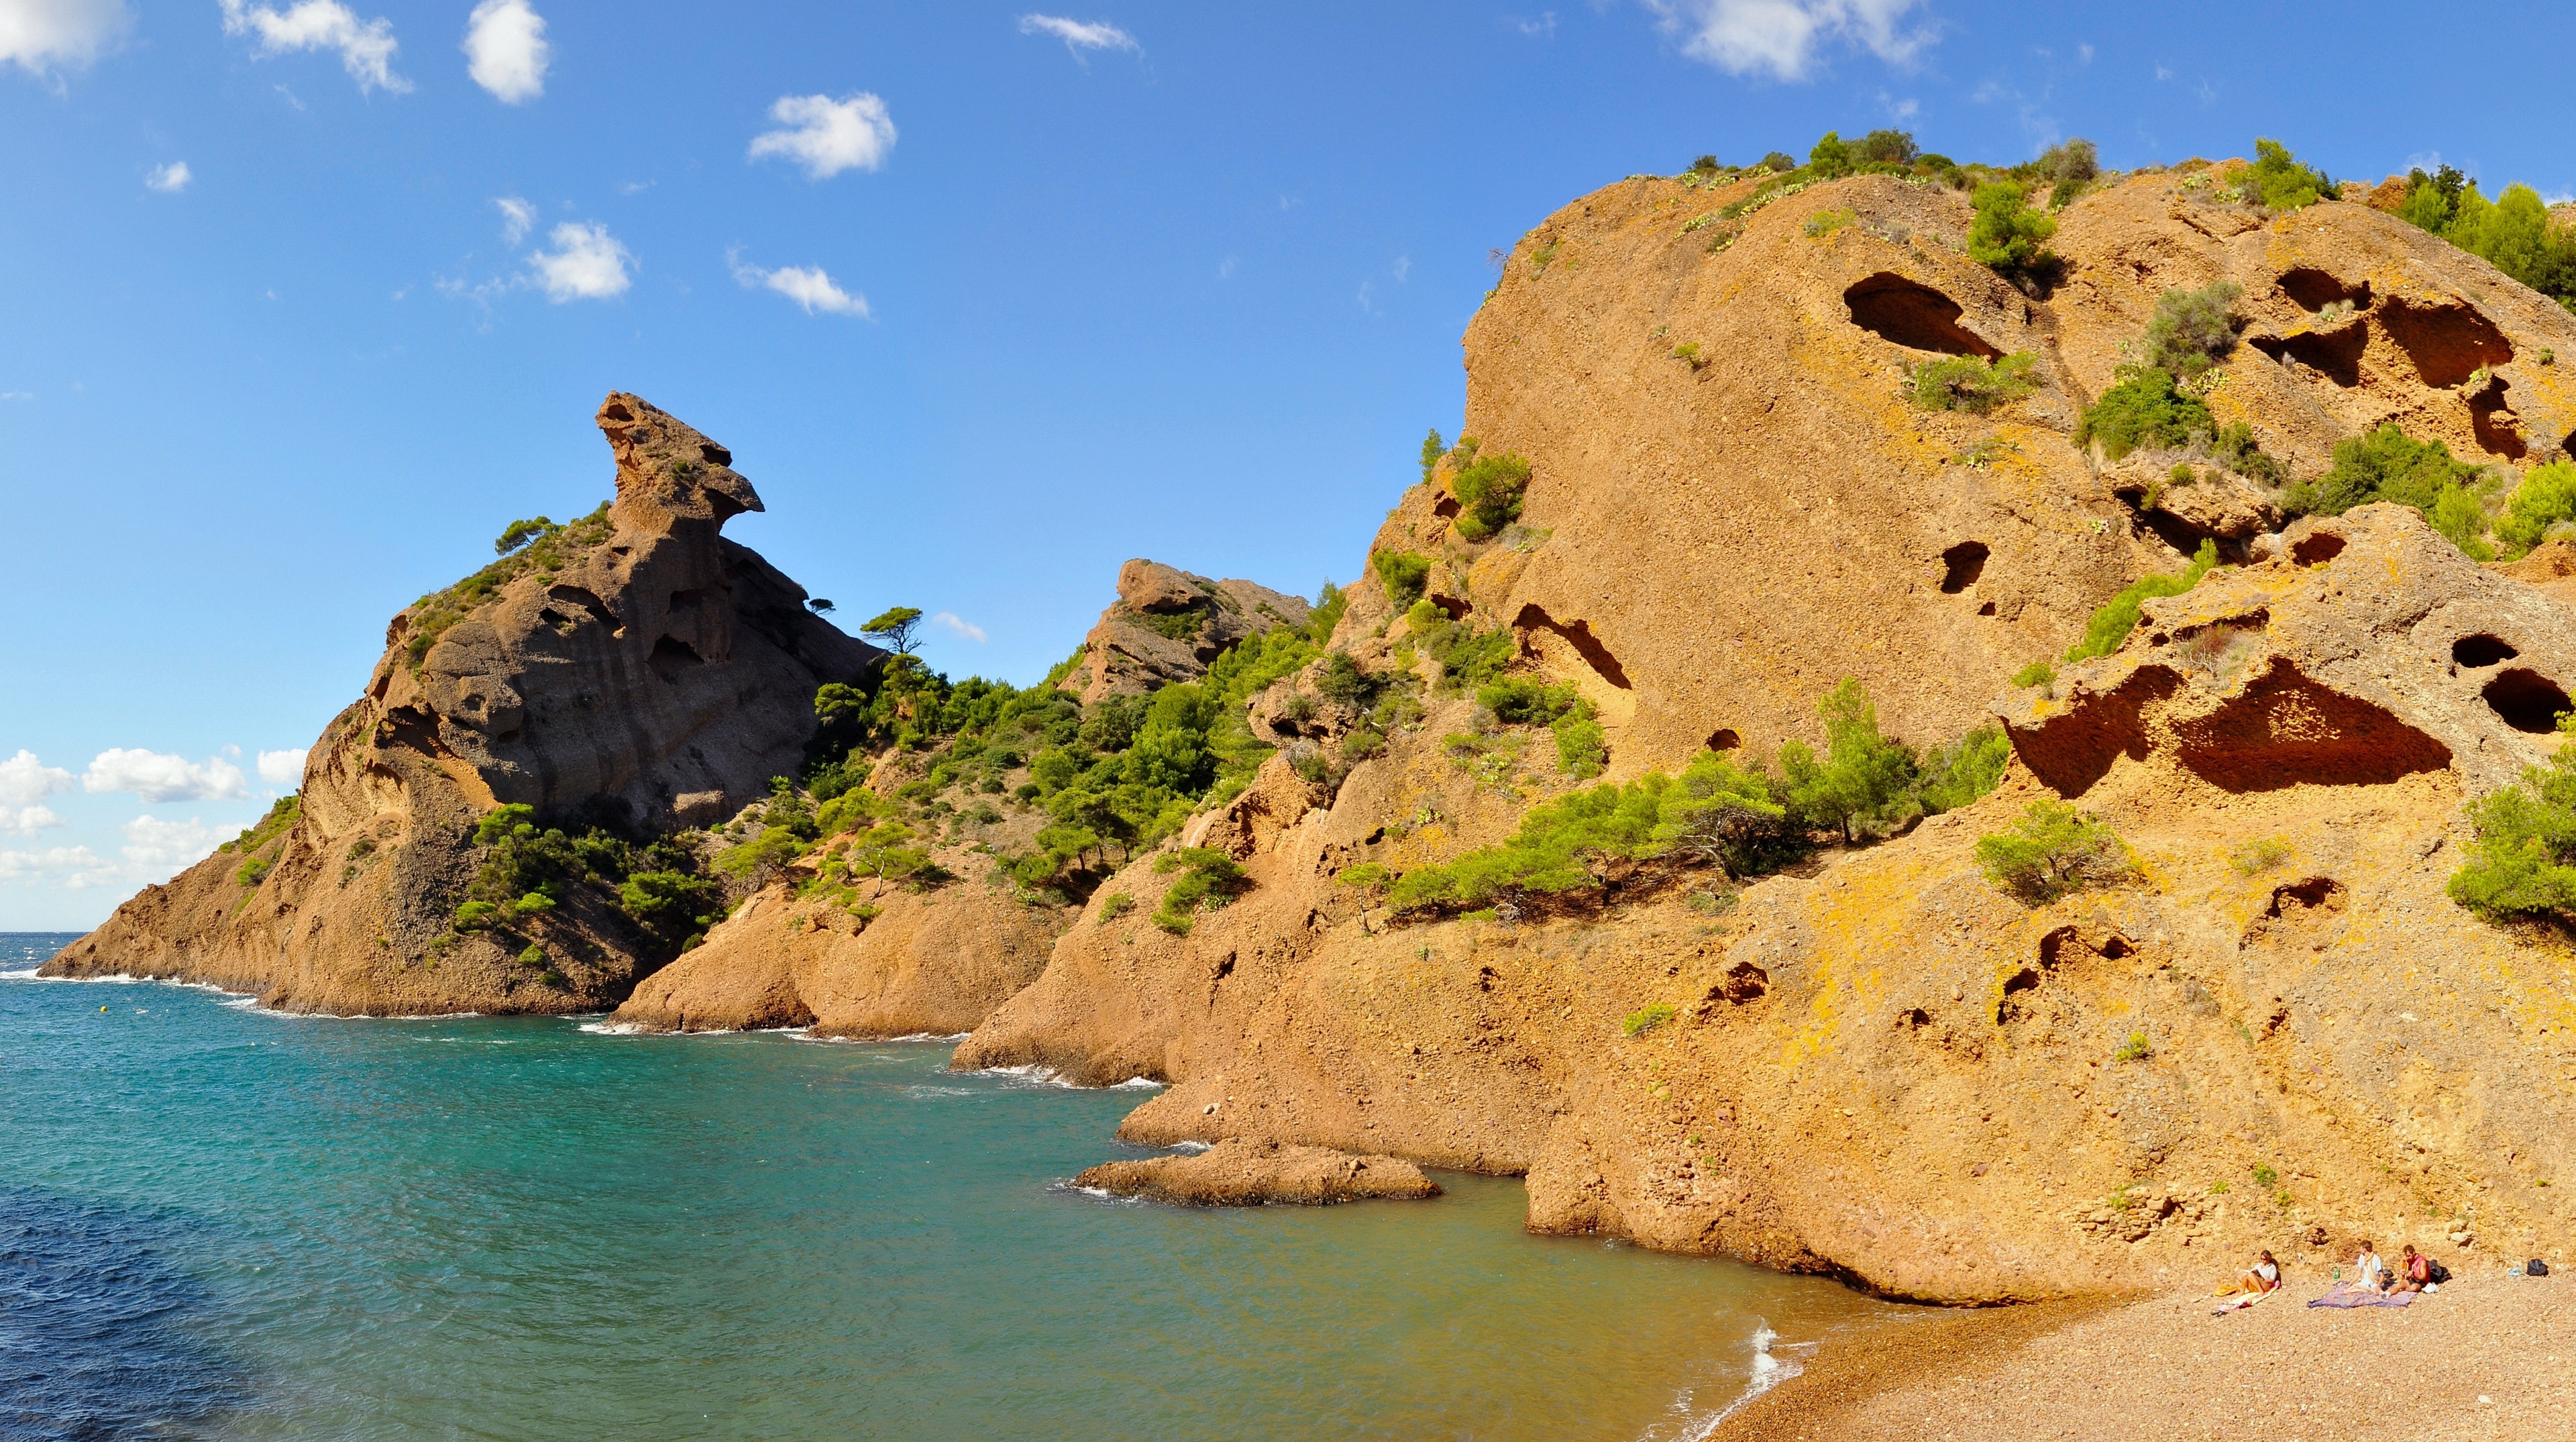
0, 932, 1915, 1441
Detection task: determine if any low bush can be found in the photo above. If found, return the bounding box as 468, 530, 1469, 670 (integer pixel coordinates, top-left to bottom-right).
1623, 1003, 1677, 1037
1479, 678, 1579, 725
2206, 422, 2288, 486
1152, 847, 1247, 935
2498, 460, 2576, 557
2229, 837, 2290, 876
1803, 208, 1856, 238
1910, 352, 2039, 415
2281, 424, 2491, 555
1316, 650, 1376, 705
2448, 716, 2576, 922
1374, 550, 1434, 607
1967, 183, 2056, 276
2114, 1030, 2153, 1062
1419, 428, 1446, 486
2137, 281, 2242, 379
218, 794, 301, 855
2247, 138, 2332, 211
1975, 800, 2134, 903
2010, 660, 2057, 688
1916, 725, 2012, 813
1450, 446, 1534, 540
1096, 892, 1134, 924
2063, 540, 2218, 662
2077, 368, 2212, 459
235, 856, 272, 887
1552, 708, 1607, 779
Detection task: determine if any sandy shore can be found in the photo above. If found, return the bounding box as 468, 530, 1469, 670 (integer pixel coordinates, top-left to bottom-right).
1717, 1272, 2574, 1441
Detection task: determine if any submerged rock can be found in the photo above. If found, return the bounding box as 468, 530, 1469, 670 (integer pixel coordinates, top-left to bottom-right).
1075, 1139, 1440, 1206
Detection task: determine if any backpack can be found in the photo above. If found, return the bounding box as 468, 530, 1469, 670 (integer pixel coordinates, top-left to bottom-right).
2426, 1259, 2451, 1285
2532, 1259, 2552, 1277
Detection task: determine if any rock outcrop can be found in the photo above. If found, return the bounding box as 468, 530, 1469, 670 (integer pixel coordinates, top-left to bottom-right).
1056, 560, 1311, 705
43, 395, 879, 1015
957, 168, 2576, 1302
1075, 1140, 1441, 1206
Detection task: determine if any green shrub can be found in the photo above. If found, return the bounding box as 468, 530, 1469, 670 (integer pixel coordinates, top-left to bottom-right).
1552, 709, 1607, 778
1803, 208, 1856, 238
1855, 128, 1917, 166
2449, 717, 2576, 922
1967, 183, 2057, 274
2247, 138, 2332, 211
2252, 1164, 2279, 1188
235, 856, 272, 886
2208, 422, 2288, 486
1479, 678, 1580, 725
1910, 352, 2039, 415
518, 943, 547, 968
2281, 424, 2491, 554
1097, 892, 1134, 924
1387, 775, 1675, 913
1670, 342, 1704, 368
1780, 678, 1921, 843
510, 891, 556, 917
2138, 281, 2242, 379
1451, 448, 1534, 539
2077, 368, 2212, 459
453, 899, 499, 930
494, 516, 559, 556
1374, 550, 1434, 607
1623, 1003, 1678, 1037
1974, 800, 2134, 903
2011, 660, 2057, 688
1917, 725, 2011, 813
1336, 862, 1391, 893
2114, 1030, 2153, 1062
2498, 460, 2576, 556
2229, 837, 2290, 876
2064, 540, 2218, 662
219, 793, 302, 854
1152, 847, 1247, 934
1654, 750, 1801, 879
1419, 428, 1446, 486
1807, 130, 1852, 180
1316, 650, 1375, 705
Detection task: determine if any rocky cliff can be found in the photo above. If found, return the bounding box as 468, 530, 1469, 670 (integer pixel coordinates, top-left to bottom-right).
954, 166, 2576, 1300
1057, 560, 1312, 705
43, 395, 880, 1014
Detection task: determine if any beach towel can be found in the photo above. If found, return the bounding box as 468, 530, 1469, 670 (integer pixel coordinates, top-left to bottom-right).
2307, 1283, 2414, 1308
2213, 1290, 2273, 1315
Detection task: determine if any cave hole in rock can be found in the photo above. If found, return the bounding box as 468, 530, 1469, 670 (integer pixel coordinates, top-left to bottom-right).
2481, 668, 2573, 733
1978, 601, 1998, 616
1711, 961, 1768, 1005
2469, 378, 2529, 459
2266, 877, 2345, 919
1707, 728, 1741, 752
2248, 327, 2366, 389
1939, 541, 1990, 594
1427, 594, 1473, 621
2453, 634, 2520, 668
649, 635, 706, 681
601, 401, 633, 423
1897, 1007, 1932, 1029
1432, 497, 1462, 520
2290, 531, 2346, 566
2174, 658, 2455, 790
2099, 935, 2136, 960
1842, 273, 2002, 358
2376, 297, 2514, 389
2277, 268, 2371, 312
699, 442, 732, 466
1997, 967, 2041, 1024
1511, 604, 1633, 689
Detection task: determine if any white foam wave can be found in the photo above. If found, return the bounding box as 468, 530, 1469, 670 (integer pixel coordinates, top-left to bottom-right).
576, 1020, 652, 1036
906, 1085, 977, 1098
1674, 1322, 1807, 1441
1108, 1076, 1166, 1090
1170, 1140, 1214, 1153
971, 1063, 1168, 1092
0, 968, 40, 980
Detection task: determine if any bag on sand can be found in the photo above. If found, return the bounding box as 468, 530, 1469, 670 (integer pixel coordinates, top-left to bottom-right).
2426, 1260, 2452, 1285
2531, 1259, 2552, 1277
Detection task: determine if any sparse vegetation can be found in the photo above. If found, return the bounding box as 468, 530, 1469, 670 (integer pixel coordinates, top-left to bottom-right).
1967, 182, 2057, 278
1152, 847, 1246, 935
2011, 660, 2057, 689
2449, 715, 2576, 923
2077, 368, 2213, 460
1803, 207, 1856, 238
1374, 550, 1434, 607
2137, 281, 2243, 379
1670, 342, 1705, 369
2279, 424, 2492, 556
1976, 800, 2134, 904
1097, 892, 1134, 924
2114, 1029, 2153, 1062
1447, 442, 1534, 540
403, 502, 614, 670
2063, 540, 2219, 663
1623, 1003, 1677, 1037
217, 794, 301, 856
2245, 138, 2334, 211
2230, 837, 2292, 876
2497, 460, 2576, 558
1910, 352, 2039, 415
2252, 1164, 2279, 1188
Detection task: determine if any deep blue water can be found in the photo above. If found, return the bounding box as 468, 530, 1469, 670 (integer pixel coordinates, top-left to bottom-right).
0, 933, 1909, 1440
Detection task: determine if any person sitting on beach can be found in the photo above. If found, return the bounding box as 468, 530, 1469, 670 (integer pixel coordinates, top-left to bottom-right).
2392, 1244, 2431, 1293
2218, 1249, 2281, 1296
2353, 1241, 2386, 1291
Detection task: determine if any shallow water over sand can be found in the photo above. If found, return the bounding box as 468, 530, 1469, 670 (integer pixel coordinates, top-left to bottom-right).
1, 933, 1914, 1439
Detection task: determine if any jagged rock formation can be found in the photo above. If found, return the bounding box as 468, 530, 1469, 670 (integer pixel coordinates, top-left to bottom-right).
954, 168, 2576, 1300
1056, 560, 1311, 705
1075, 1140, 1441, 1206
44, 395, 879, 1014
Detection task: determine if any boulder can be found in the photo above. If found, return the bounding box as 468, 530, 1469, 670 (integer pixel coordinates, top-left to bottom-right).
1056, 560, 1311, 705
1075, 1139, 1441, 1206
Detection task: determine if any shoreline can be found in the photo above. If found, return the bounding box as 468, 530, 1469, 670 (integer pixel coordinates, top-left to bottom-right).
1714, 1272, 2575, 1440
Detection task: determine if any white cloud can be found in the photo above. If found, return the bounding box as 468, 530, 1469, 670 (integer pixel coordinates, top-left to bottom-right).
2153, 64, 2171, 81
145, 160, 191, 192
1018, 14, 1139, 58
2077, 42, 2093, 64
1392, 255, 1411, 282
1646, 0, 1931, 81
256, 748, 307, 785
463, 0, 546, 103
1513, 13, 1558, 38
748, 93, 895, 180
930, 612, 987, 643
0, 844, 105, 882
0, 805, 62, 834
527, 221, 631, 301
219, 0, 409, 93
728, 250, 869, 317
0, 391, 31, 401
495, 195, 535, 244
82, 748, 248, 803
1216, 255, 1236, 280
119, 814, 221, 879
0, 750, 74, 809
0, 0, 131, 75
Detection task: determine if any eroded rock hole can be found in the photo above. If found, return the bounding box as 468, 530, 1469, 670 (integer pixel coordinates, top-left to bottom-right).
1427, 594, 1472, 621
601, 401, 634, 422
1897, 1007, 1932, 1029
2277, 268, 2370, 312
699, 442, 732, 466
2267, 878, 2345, 918
2173, 656, 2455, 790
2453, 634, 2519, 668
648, 635, 705, 681
1978, 601, 1997, 616
2100, 936, 2135, 960
1707, 728, 1741, 752
1511, 604, 1633, 689
1432, 497, 1462, 520
1711, 961, 1768, 1005
1997, 968, 2041, 1024
2249, 327, 2366, 389
549, 584, 621, 633
2469, 378, 2528, 459
2290, 531, 2346, 566
1842, 273, 2001, 358
2482, 668, 2573, 733
2377, 297, 2514, 389
1940, 541, 1990, 594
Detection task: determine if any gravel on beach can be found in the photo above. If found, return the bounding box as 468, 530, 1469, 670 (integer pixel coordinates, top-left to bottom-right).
1716, 1272, 2573, 1441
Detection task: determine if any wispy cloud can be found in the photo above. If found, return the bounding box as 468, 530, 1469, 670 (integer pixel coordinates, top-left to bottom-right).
1644, 0, 1933, 82
1018, 14, 1139, 60
219, 0, 410, 93
0, 844, 107, 884
462, 0, 547, 104
527, 221, 631, 301
728, 248, 870, 317
144, 160, 191, 192
494, 195, 535, 244
1, 0, 133, 76
748, 93, 896, 180
1392, 255, 1411, 282
1511, 12, 1558, 38
1216, 255, 1237, 280
82, 748, 247, 803
930, 612, 987, 643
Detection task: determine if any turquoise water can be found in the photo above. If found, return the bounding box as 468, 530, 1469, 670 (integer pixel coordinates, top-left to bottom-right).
1, 933, 1911, 1440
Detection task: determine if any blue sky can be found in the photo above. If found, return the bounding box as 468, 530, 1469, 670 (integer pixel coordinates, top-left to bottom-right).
5, 0, 2571, 927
